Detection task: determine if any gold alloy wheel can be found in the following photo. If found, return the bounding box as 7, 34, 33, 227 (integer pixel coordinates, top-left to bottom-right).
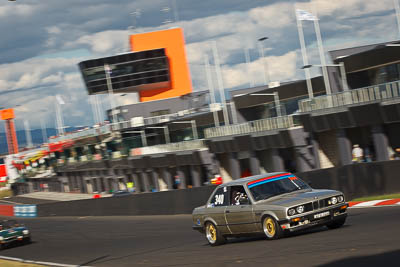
264, 217, 276, 238
206, 223, 217, 243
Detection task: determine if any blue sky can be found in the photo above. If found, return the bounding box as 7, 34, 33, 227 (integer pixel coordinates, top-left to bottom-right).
0, 0, 399, 132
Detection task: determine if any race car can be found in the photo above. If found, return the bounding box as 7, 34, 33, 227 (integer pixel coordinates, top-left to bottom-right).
192, 172, 348, 246
0, 219, 31, 249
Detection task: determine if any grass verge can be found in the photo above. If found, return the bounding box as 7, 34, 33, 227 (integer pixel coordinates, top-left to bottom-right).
0, 189, 12, 199
0, 260, 45, 267
351, 193, 400, 202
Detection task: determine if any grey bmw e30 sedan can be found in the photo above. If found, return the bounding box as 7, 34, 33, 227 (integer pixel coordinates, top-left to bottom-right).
192, 172, 348, 246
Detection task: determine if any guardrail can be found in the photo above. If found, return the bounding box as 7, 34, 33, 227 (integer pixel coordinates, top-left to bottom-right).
204, 115, 298, 138
50, 124, 111, 143
130, 139, 207, 156
299, 80, 400, 113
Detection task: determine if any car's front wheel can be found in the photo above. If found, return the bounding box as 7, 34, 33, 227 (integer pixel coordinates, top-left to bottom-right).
326, 218, 346, 229
205, 222, 226, 246
262, 216, 283, 240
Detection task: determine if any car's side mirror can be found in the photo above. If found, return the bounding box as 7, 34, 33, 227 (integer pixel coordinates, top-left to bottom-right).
239, 197, 250, 205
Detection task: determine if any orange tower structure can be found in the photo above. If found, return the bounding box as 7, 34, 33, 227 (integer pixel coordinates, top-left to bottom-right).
130, 27, 193, 102
0, 108, 18, 154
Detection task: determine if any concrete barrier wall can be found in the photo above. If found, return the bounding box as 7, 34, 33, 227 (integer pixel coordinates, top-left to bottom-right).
297, 160, 400, 200
35, 160, 400, 217
37, 185, 216, 217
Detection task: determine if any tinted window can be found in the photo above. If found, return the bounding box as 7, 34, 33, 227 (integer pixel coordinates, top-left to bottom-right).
210, 187, 229, 207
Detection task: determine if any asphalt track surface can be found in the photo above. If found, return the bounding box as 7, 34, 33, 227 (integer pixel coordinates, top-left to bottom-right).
0, 207, 400, 267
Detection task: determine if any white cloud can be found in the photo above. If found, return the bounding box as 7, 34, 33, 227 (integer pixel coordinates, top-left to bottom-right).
221, 51, 297, 89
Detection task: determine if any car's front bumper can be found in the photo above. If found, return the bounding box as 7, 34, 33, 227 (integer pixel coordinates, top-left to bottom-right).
279, 203, 348, 232
0, 234, 30, 245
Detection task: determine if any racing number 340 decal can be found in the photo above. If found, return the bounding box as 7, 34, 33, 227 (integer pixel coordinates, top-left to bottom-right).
215, 194, 224, 205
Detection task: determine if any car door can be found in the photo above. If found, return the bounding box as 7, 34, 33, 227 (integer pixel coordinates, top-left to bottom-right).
225, 185, 257, 234
206, 186, 230, 234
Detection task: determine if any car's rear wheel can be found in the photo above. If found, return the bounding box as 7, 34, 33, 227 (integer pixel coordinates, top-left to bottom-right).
205, 222, 226, 246
326, 218, 346, 229
262, 216, 282, 240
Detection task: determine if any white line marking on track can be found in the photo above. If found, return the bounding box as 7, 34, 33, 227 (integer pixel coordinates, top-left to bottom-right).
0, 199, 23, 205
0, 255, 91, 267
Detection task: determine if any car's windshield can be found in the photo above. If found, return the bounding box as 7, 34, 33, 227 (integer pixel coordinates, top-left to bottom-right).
247, 174, 310, 201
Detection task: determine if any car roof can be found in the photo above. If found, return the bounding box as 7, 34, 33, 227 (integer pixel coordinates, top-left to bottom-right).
217, 172, 290, 187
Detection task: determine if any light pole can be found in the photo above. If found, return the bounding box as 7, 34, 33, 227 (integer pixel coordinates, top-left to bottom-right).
211, 41, 230, 126
104, 64, 118, 129
146, 126, 170, 144
302, 63, 349, 91
258, 37, 270, 86
172, 120, 198, 140
204, 54, 219, 127
394, 0, 400, 37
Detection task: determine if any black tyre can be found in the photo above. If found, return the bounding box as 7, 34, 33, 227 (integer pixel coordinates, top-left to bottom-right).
262, 216, 283, 240
326, 218, 346, 229
205, 222, 226, 246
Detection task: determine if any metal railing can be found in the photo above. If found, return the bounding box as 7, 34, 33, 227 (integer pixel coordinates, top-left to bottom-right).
50, 124, 111, 143
299, 80, 400, 113
204, 115, 298, 138
49, 105, 215, 143
130, 139, 207, 156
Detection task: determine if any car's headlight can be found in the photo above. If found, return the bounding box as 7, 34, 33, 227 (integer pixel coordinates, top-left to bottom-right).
288, 208, 296, 216
296, 205, 304, 214
0, 236, 3, 241
331, 197, 338, 205
337, 195, 344, 203
23, 230, 29, 235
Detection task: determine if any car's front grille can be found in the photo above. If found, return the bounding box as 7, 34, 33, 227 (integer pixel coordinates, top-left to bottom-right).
304, 202, 313, 212
319, 199, 327, 208
313, 201, 319, 210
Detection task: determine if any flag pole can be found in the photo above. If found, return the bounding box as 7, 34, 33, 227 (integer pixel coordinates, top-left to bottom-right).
211, 41, 230, 126
395, 0, 400, 38
204, 54, 220, 127
312, 5, 331, 96
295, 7, 314, 99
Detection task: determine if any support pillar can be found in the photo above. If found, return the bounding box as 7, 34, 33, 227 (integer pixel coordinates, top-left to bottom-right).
227, 152, 241, 180
311, 135, 321, 169
151, 170, 160, 192
271, 149, 285, 172
103, 177, 110, 193
249, 151, 261, 176
336, 129, 352, 166
191, 165, 202, 187
95, 178, 102, 193
372, 125, 389, 161
132, 172, 141, 193
162, 168, 174, 190
176, 166, 187, 189
111, 178, 119, 192
68, 176, 74, 192
141, 171, 151, 192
